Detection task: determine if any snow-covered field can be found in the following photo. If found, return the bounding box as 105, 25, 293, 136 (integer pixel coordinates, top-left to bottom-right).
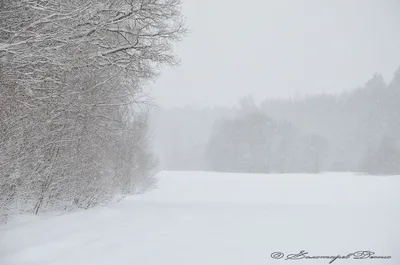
1, 171, 399, 265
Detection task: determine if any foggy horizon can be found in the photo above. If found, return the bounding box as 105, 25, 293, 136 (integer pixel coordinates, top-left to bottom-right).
152, 0, 400, 108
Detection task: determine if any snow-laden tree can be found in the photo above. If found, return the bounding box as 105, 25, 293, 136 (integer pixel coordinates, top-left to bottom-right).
1, 0, 185, 222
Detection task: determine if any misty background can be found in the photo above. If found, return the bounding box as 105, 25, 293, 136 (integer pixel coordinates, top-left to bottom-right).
152, 0, 400, 107
150, 0, 400, 174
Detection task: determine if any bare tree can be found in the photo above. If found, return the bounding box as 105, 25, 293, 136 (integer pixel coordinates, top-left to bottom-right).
0, 0, 185, 222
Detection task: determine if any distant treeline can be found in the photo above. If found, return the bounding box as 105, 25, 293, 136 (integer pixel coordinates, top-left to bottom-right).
153, 67, 400, 175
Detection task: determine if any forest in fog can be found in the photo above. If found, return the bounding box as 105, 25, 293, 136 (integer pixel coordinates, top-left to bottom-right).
1, 0, 399, 226
1, 1, 399, 264
152, 68, 400, 175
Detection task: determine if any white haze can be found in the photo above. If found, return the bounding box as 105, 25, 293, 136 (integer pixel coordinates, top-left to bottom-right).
150, 0, 400, 175
153, 0, 400, 107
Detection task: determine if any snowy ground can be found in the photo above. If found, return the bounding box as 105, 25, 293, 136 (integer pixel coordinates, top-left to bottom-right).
1, 171, 399, 265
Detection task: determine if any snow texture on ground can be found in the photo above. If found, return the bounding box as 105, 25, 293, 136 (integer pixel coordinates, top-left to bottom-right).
1, 171, 399, 265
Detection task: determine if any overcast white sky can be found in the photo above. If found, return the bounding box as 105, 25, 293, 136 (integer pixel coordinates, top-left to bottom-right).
151, 0, 400, 108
